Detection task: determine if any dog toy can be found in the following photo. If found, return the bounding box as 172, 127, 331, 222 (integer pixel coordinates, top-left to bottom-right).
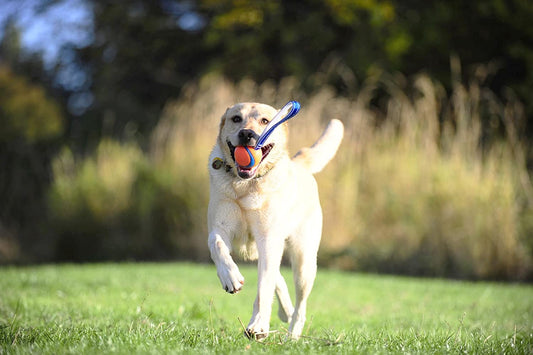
254, 100, 300, 150
234, 146, 262, 168
234, 101, 301, 168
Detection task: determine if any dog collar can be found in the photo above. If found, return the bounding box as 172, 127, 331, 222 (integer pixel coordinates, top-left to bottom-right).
212, 157, 233, 174
211, 157, 272, 180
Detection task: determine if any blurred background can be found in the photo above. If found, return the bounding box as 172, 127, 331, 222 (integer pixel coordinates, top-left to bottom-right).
0, 0, 531, 281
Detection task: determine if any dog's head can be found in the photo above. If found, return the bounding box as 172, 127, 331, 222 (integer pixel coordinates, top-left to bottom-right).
218, 103, 289, 179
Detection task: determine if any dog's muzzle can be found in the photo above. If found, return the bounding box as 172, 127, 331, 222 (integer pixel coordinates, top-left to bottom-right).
238, 129, 259, 146
227, 140, 275, 179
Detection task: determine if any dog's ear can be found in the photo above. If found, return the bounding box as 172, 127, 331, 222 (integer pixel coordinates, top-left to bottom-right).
219, 108, 229, 132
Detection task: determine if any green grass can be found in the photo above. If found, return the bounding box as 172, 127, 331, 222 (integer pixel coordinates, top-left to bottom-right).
0, 262, 531, 354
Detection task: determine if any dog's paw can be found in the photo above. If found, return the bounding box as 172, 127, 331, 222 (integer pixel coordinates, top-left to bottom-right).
245, 315, 269, 340
244, 327, 268, 341
217, 263, 244, 294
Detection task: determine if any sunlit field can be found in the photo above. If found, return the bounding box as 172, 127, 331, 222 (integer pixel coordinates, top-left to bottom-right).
1, 263, 531, 353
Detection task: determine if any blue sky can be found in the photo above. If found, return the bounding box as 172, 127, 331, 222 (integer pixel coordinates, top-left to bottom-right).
0, 0, 95, 113
0, 0, 204, 115
0, 0, 204, 66
0, 0, 93, 67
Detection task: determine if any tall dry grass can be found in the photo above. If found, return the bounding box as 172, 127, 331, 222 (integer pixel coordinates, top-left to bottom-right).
49, 71, 532, 279
311, 70, 532, 279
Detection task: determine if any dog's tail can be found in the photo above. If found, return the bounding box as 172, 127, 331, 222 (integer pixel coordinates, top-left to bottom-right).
292, 119, 344, 174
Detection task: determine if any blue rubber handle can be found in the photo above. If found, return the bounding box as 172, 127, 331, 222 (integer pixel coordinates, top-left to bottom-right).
255, 101, 301, 150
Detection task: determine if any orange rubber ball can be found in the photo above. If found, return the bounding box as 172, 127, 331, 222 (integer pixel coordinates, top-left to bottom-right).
234, 146, 262, 168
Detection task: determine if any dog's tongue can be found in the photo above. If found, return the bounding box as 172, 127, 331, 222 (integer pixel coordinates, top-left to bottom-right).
236, 165, 257, 179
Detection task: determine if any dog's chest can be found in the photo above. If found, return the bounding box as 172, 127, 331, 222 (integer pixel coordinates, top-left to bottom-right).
230, 169, 287, 211
231, 179, 275, 211
236, 190, 265, 210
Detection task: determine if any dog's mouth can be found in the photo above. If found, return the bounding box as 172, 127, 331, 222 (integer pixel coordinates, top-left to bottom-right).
227, 141, 274, 179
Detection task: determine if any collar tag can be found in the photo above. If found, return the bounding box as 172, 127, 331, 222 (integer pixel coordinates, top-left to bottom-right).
212, 157, 224, 170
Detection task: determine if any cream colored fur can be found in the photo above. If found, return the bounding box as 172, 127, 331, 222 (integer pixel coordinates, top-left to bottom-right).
207, 102, 343, 339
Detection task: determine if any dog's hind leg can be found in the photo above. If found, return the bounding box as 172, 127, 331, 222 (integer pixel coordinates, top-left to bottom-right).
276, 273, 293, 323
288, 209, 322, 339
289, 250, 318, 339
246, 234, 285, 340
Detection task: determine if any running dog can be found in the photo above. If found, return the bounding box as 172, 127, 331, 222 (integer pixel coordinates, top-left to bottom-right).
207, 102, 343, 339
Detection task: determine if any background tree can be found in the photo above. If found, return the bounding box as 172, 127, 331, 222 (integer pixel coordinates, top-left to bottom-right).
0, 0, 531, 265
0, 67, 64, 262
69, 0, 532, 146
72, 2, 209, 146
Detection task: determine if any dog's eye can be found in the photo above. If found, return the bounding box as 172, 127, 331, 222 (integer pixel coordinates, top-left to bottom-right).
260, 118, 269, 125
231, 115, 242, 123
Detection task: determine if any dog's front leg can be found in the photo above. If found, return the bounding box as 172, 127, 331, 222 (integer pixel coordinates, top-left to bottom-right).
246, 234, 284, 340
208, 201, 245, 294
208, 230, 245, 294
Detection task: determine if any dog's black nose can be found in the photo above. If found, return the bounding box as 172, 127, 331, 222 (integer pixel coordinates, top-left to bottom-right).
238, 129, 259, 146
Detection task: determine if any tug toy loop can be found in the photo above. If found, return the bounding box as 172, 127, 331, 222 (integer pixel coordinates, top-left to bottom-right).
255, 101, 301, 150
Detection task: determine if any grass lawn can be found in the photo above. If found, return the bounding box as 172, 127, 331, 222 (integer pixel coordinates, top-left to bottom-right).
0, 262, 531, 354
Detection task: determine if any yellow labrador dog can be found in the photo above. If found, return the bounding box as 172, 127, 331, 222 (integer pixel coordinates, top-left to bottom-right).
207, 102, 343, 339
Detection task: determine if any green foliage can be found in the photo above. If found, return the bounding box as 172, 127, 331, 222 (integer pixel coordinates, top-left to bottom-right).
72, 1, 207, 139
0, 263, 531, 353
0, 63, 65, 265
0, 66, 63, 143
0, 18, 22, 66
48, 140, 206, 261
199, 0, 402, 82
324, 0, 395, 26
